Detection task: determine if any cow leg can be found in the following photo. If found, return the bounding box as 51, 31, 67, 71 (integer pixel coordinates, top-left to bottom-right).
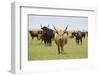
50, 39, 52, 45
80, 39, 82, 45
47, 40, 49, 46
32, 37, 34, 40
46, 40, 48, 46
61, 46, 64, 54
36, 36, 38, 40
78, 39, 79, 45
41, 39, 43, 43
48, 40, 50, 46
44, 40, 46, 46
57, 46, 60, 54
49, 39, 52, 46
76, 40, 78, 44
76, 39, 78, 45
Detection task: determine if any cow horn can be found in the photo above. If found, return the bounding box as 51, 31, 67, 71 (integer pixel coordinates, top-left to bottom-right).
53, 25, 58, 34
53, 25, 57, 31
64, 24, 69, 32
48, 24, 50, 27
40, 24, 42, 28
63, 24, 69, 34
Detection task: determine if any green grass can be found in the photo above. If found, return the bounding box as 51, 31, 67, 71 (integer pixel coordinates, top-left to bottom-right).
28, 34, 88, 60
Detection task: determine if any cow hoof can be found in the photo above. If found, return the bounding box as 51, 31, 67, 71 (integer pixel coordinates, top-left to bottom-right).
62, 52, 64, 54
58, 53, 60, 55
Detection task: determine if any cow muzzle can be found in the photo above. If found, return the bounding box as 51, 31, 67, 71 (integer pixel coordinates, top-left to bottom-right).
59, 38, 63, 42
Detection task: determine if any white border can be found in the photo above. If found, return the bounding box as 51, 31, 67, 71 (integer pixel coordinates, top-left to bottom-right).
11, 2, 97, 74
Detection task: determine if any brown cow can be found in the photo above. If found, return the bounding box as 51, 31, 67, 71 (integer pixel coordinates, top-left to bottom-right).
29, 29, 43, 40
53, 25, 69, 54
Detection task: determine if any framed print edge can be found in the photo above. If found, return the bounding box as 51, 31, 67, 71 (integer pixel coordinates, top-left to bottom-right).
11, 2, 97, 74
11, 2, 21, 74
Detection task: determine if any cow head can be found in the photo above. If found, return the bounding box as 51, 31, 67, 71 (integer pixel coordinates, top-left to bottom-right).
53, 25, 69, 42
37, 29, 43, 40
40, 24, 49, 31
53, 25, 69, 35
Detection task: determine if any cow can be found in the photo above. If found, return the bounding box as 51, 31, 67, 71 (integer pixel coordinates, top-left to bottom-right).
29, 29, 43, 40
81, 32, 86, 38
86, 31, 88, 37
37, 29, 43, 40
40, 25, 54, 46
53, 25, 69, 54
71, 31, 82, 45
75, 31, 82, 45
70, 31, 76, 38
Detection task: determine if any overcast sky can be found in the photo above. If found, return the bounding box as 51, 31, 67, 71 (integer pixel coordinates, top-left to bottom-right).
28, 15, 88, 31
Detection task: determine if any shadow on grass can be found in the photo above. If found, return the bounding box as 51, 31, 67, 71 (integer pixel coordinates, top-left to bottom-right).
57, 52, 69, 55
8, 70, 15, 74
63, 52, 69, 55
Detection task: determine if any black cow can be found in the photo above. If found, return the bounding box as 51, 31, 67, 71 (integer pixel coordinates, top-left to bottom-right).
86, 31, 88, 37
81, 32, 86, 38
41, 25, 54, 46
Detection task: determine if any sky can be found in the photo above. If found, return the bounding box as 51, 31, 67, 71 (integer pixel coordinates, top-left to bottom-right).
28, 15, 88, 31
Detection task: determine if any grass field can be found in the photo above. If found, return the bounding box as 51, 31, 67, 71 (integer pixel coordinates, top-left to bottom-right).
28, 34, 88, 60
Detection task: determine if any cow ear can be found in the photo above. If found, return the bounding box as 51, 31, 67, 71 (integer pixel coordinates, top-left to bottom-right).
63, 31, 66, 34
63, 31, 66, 33
56, 31, 59, 34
